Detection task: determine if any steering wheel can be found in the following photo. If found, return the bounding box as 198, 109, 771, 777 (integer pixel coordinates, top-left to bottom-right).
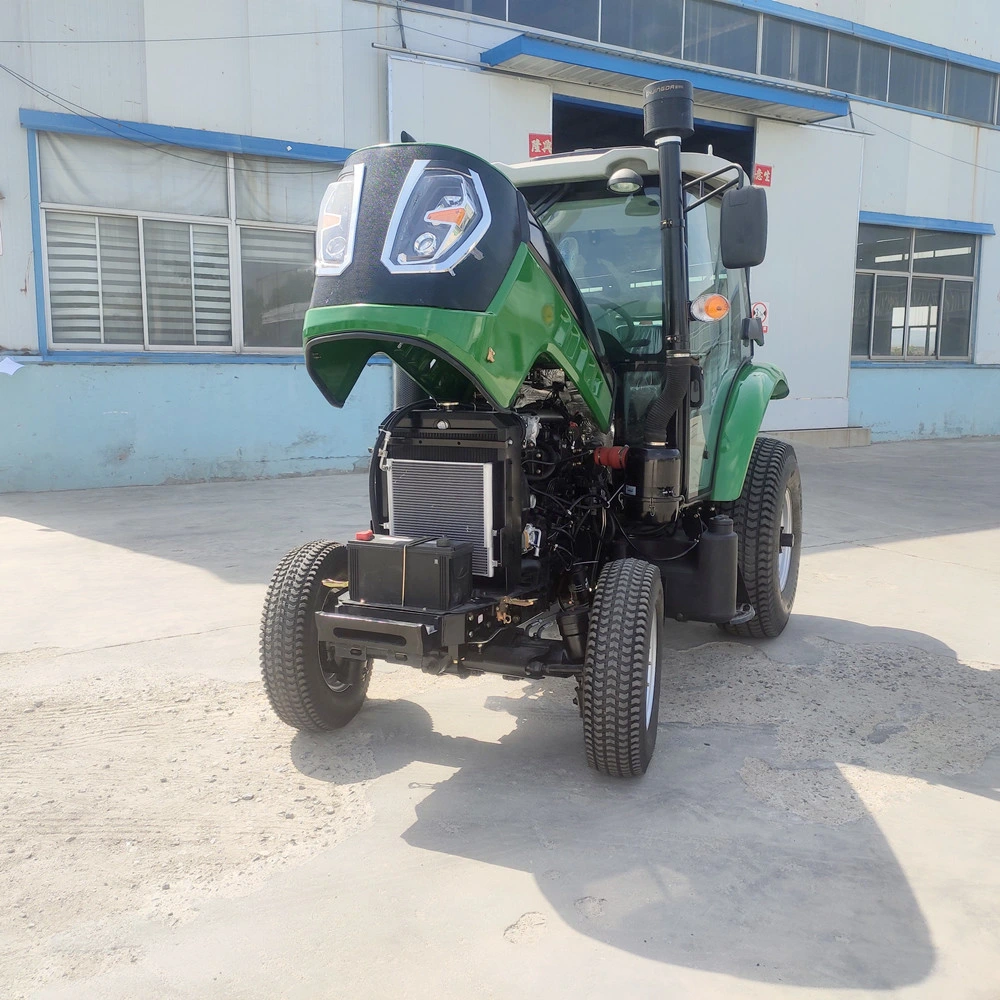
590, 298, 661, 359
590, 299, 636, 343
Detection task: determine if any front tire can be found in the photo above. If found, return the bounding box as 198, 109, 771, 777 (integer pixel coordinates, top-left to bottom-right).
582, 559, 664, 777
260, 540, 371, 732
722, 437, 802, 639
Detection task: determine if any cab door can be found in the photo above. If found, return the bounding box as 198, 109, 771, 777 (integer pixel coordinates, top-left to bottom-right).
685, 191, 750, 497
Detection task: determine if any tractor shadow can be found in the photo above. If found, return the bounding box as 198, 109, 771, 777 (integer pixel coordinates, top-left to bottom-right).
293, 615, 1000, 990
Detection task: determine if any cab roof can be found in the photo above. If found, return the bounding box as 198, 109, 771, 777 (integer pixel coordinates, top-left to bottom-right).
497, 146, 744, 189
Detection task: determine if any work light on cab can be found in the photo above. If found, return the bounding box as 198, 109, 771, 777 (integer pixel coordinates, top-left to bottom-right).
608, 167, 644, 195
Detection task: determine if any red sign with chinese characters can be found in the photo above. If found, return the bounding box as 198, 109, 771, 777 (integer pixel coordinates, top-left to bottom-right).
529, 133, 553, 158
752, 163, 773, 187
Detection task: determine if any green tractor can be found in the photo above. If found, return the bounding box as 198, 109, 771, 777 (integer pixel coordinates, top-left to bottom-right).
260, 81, 802, 777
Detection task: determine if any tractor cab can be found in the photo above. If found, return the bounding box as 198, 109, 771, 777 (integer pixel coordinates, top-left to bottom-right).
503, 146, 766, 495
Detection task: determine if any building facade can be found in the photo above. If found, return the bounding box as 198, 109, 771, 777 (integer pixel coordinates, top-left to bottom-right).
1, 0, 997, 491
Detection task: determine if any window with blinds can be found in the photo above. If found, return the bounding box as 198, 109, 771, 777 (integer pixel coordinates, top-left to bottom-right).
143, 221, 232, 347
46, 213, 232, 348
46, 212, 143, 345
240, 228, 314, 349
39, 132, 340, 353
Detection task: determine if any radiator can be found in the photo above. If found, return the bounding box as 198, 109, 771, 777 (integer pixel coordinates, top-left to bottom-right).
386, 458, 495, 577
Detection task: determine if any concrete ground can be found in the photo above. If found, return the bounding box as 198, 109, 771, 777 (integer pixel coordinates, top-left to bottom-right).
1, 439, 999, 1000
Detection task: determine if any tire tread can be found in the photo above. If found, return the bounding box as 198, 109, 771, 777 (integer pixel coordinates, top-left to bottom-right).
721, 437, 801, 639
582, 558, 662, 777
260, 540, 369, 732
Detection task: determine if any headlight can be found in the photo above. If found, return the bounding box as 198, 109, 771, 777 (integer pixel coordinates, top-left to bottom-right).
315, 164, 365, 276
381, 160, 491, 274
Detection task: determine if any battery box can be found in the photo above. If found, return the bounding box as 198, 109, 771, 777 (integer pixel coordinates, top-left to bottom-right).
348, 535, 474, 610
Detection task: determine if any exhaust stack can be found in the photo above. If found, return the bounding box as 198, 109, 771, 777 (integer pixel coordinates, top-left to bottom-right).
641, 81, 696, 470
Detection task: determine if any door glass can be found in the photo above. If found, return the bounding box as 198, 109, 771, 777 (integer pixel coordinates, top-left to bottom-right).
687, 193, 748, 496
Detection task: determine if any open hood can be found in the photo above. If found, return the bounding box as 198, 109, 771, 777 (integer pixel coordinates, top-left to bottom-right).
302, 143, 613, 431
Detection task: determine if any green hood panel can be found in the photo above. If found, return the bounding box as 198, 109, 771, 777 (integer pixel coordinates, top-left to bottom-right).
303, 245, 614, 431
711, 361, 790, 502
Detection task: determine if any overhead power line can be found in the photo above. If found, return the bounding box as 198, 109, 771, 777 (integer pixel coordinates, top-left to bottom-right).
0, 60, 347, 175
853, 112, 1000, 176
0, 18, 481, 177
0, 21, 480, 46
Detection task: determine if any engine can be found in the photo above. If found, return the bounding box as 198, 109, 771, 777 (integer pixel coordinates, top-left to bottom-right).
515, 369, 611, 588
370, 368, 611, 601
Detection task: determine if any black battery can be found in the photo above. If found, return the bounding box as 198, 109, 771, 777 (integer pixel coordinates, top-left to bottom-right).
348, 535, 474, 610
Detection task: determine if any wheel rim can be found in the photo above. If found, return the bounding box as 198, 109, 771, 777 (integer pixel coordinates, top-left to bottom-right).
644, 624, 658, 728
778, 488, 794, 591
319, 643, 352, 693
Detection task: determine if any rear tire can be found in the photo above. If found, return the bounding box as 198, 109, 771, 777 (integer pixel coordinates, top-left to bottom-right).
721, 437, 802, 639
260, 540, 371, 732
582, 559, 664, 777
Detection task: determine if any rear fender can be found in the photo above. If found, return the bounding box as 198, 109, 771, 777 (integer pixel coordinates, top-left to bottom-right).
710, 362, 789, 502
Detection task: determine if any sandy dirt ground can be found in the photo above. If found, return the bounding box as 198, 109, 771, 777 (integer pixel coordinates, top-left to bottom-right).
2, 439, 999, 999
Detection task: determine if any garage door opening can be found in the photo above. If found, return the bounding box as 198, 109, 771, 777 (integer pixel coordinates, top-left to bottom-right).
553, 96, 755, 174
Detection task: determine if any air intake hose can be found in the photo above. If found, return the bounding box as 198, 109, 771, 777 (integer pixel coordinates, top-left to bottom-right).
644, 363, 689, 446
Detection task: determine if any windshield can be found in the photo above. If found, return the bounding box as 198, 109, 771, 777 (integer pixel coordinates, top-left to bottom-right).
538, 181, 664, 357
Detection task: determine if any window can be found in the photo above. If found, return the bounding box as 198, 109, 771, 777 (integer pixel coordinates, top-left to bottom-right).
423, 1, 1000, 127
945, 64, 996, 124
45, 213, 142, 345
852, 225, 977, 360
601, 0, 682, 58
508, 0, 599, 41
38, 132, 339, 352
411, 0, 505, 17
241, 229, 316, 349
683, 0, 757, 74
143, 220, 231, 346
827, 34, 889, 100
537, 181, 665, 357
888, 49, 946, 113
761, 16, 828, 88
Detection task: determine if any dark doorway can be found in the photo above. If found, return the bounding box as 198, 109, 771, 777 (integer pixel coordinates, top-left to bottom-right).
552, 96, 755, 174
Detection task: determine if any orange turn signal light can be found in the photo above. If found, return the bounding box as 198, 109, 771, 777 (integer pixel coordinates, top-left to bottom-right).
690, 292, 731, 323
425, 206, 469, 227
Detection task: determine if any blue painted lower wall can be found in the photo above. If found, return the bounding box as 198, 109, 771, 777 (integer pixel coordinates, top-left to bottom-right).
849, 365, 1000, 442
4, 359, 994, 491
0, 361, 392, 492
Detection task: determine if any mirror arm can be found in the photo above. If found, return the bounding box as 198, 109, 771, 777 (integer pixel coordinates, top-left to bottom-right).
682, 163, 744, 193
683, 174, 740, 215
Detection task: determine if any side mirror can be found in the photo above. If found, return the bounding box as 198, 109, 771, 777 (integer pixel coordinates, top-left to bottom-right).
721, 186, 767, 269
742, 316, 765, 346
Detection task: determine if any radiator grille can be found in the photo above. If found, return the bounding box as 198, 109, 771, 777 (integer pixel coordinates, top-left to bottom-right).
386, 459, 494, 576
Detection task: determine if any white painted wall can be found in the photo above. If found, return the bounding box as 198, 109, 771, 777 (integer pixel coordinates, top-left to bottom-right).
142, 0, 386, 148
753, 120, 865, 430
854, 103, 1000, 366
0, 0, 147, 353
0, 0, 399, 354
388, 55, 551, 163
